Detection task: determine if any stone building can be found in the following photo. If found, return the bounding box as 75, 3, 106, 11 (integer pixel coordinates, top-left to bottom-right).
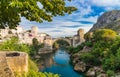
17, 26, 53, 49
36, 33, 52, 49
16, 26, 24, 34
0, 27, 9, 38
72, 29, 85, 47
0, 26, 53, 49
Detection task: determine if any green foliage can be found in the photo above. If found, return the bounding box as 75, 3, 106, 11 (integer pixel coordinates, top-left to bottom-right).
27, 70, 38, 77
53, 42, 59, 49
27, 71, 60, 77
28, 58, 38, 72
71, 29, 120, 75
84, 32, 93, 41
0, 37, 30, 53
67, 46, 74, 53
84, 41, 93, 47
93, 29, 117, 41
102, 55, 118, 71
24, 38, 44, 56
106, 70, 115, 77
67, 43, 85, 54
27, 59, 60, 77
0, 0, 77, 28
110, 36, 120, 54
79, 52, 100, 65
32, 38, 39, 54
0, 37, 44, 56
33, 38, 39, 47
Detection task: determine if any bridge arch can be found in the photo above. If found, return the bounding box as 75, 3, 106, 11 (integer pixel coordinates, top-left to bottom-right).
52, 38, 72, 47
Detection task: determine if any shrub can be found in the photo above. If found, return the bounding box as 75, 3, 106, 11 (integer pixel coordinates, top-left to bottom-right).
106, 70, 115, 77
85, 41, 93, 47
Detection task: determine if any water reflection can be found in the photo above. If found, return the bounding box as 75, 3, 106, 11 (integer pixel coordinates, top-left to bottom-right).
38, 52, 55, 71
38, 49, 83, 77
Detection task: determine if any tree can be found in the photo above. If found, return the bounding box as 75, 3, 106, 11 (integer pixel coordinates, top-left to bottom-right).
32, 38, 38, 46
53, 42, 59, 49
84, 32, 93, 41
93, 29, 117, 41
0, 0, 77, 28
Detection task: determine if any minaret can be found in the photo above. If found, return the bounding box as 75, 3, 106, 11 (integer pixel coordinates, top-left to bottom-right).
31, 26, 38, 37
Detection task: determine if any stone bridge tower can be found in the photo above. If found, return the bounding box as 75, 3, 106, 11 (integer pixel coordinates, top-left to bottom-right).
78, 29, 85, 43
72, 29, 85, 47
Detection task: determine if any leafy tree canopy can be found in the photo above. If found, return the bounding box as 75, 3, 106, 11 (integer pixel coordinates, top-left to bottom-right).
0, 0, 77, 29
93, 29, 117, 41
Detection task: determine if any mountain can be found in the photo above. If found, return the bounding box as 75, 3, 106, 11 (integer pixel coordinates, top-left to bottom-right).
90, 10, 120, 33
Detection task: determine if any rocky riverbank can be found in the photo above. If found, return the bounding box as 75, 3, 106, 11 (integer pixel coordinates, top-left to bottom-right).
70, 46, 120, 77
70, 52, 108, 77
34, 48, 53, 59
38, 48, 52, 54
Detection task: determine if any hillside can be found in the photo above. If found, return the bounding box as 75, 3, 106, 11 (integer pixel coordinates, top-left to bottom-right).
90, 10, 120, 33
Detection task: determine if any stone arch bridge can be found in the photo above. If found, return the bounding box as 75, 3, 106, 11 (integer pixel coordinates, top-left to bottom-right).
52, 37, 72, 46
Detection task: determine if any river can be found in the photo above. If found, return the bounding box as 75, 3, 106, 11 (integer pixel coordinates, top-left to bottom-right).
38, 49, 84, 77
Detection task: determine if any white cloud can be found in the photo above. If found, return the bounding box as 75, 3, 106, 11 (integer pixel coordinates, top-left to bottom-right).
91, 0, 120, 7
75, 16, 98, 23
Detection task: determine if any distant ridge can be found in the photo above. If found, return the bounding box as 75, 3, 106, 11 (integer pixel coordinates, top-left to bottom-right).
90, 10, 120, 33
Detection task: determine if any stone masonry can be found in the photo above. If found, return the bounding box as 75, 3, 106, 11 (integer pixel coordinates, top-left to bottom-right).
0, 52, 28, 77
0, 52, 14, 77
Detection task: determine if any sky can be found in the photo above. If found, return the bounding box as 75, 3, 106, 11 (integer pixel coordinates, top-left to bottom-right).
20, 0, 120, 37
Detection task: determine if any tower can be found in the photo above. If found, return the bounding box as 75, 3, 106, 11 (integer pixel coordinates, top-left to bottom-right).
31, 26, 38, 36
77, 29, 85, 43
77, 29, 84, 38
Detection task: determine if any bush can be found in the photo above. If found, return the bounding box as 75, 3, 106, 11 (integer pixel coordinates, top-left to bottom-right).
106, 70, 115, 77
93, 29, 117, 42
79, 52, 100, 65
85, 41, 93, 47
102, 55, 118, 71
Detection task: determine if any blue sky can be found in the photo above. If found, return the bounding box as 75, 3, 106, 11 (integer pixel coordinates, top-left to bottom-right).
20, 0, 120, 37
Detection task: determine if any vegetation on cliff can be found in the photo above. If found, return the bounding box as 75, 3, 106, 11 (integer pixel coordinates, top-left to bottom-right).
68, 29, 120, 76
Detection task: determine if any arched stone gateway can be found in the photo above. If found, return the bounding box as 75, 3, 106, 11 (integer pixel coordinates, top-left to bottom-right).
52, 37, 72, 46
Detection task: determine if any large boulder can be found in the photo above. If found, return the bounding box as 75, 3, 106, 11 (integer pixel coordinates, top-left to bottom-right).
97, 73, 107, 77
71, 53, 80, 64
86, 66, 106, 77
74, 61, 86, 72
86, 68, 96, 77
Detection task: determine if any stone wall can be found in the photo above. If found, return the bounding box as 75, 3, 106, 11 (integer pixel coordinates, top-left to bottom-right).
0, 52, 28, 77
0, 52, 14, 77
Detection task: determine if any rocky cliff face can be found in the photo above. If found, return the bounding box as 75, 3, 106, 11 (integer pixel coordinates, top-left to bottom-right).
90, 10, 120, 33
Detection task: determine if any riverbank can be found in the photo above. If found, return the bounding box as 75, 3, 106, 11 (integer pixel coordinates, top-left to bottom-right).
70, 52, 106, 77
70, 52, 120, 77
